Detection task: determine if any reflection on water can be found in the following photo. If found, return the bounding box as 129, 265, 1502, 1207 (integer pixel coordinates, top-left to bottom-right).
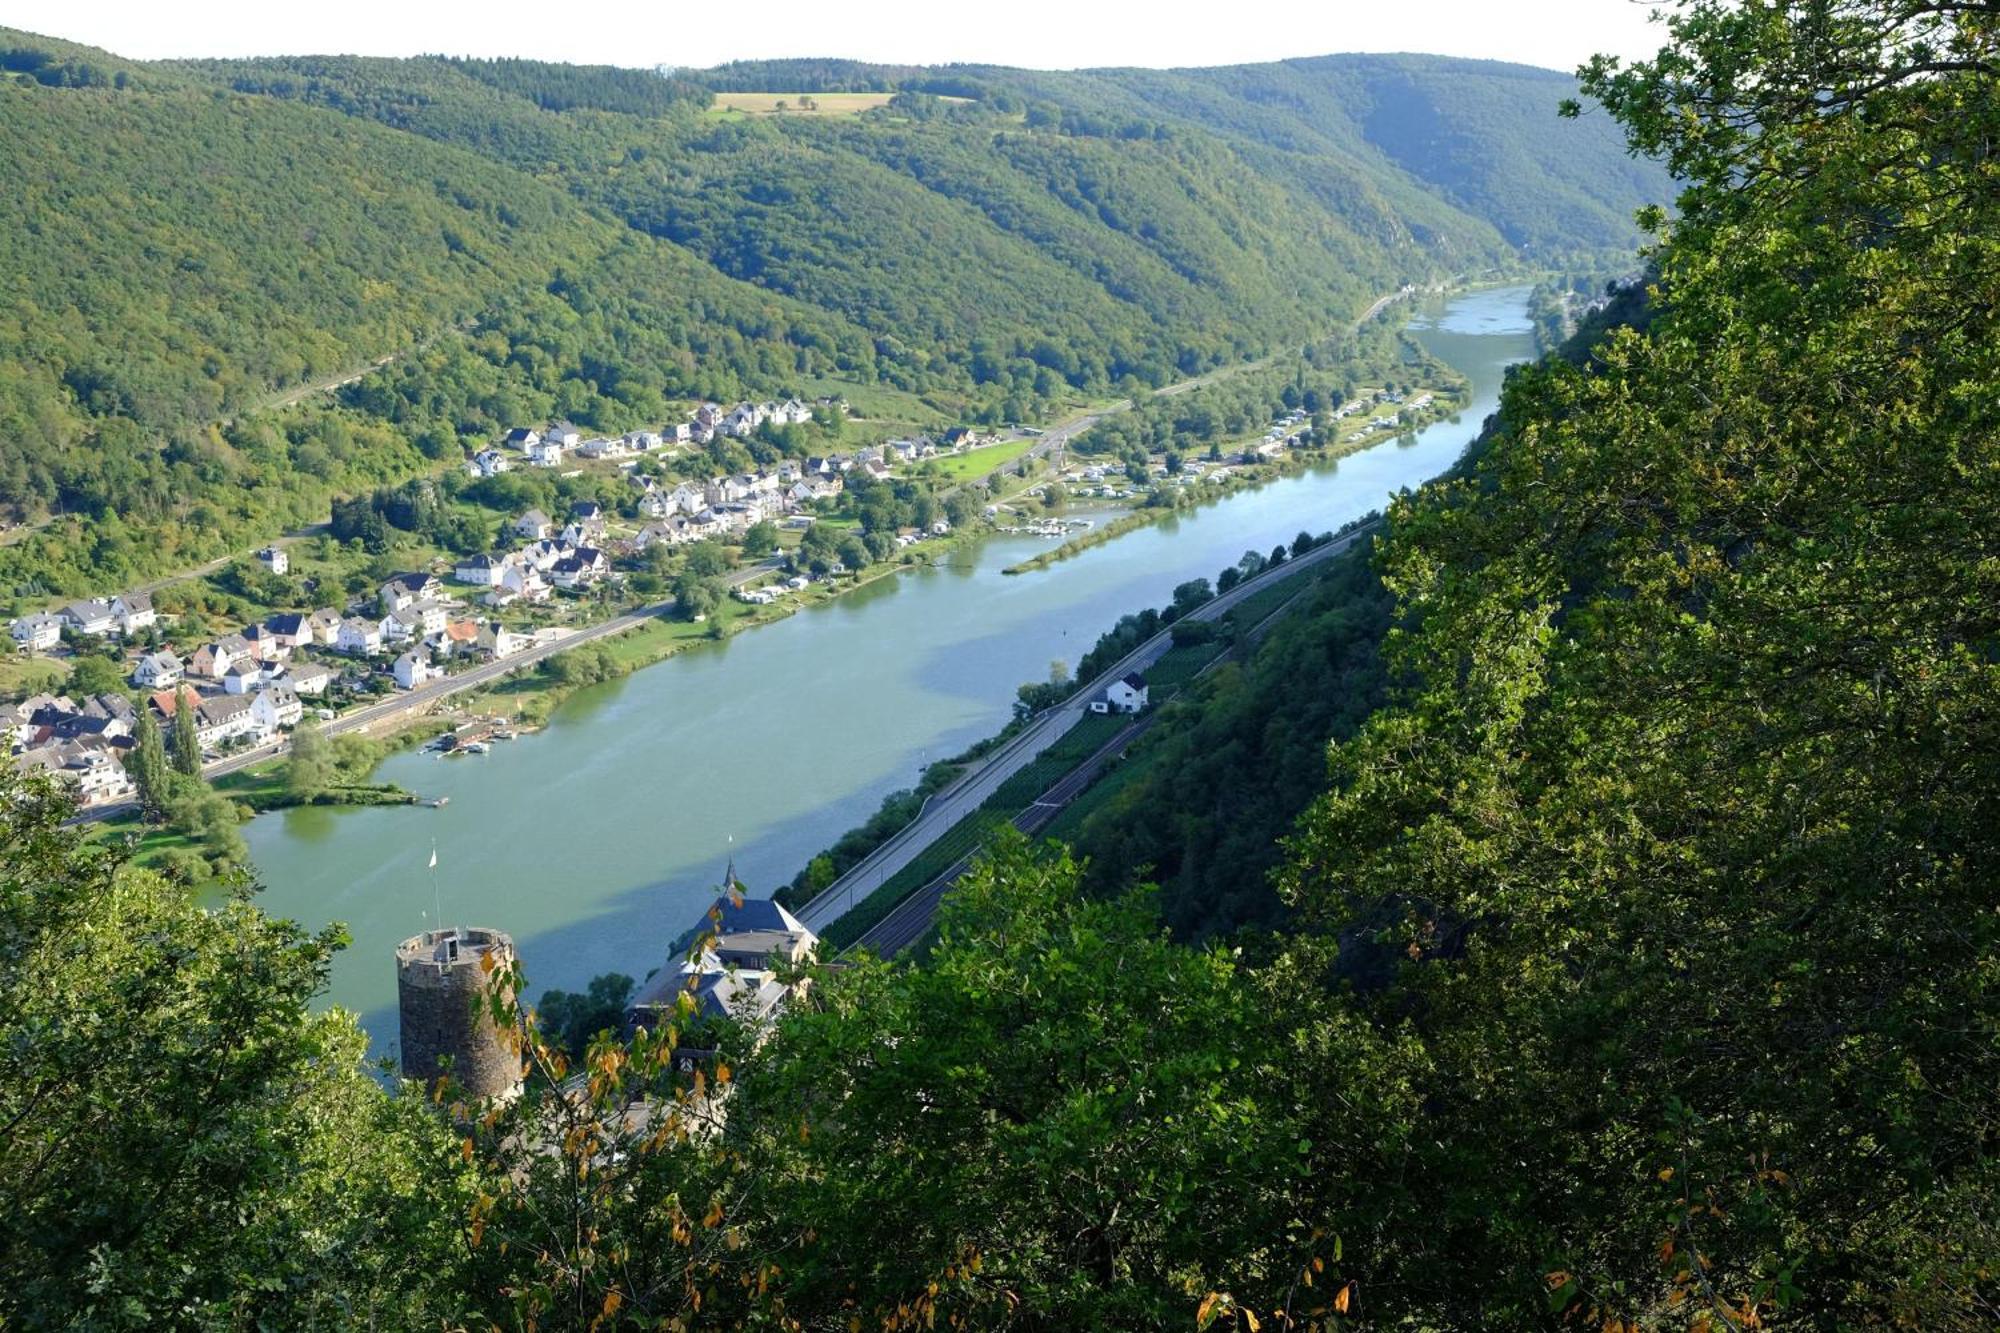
243, 285, 1540, 1058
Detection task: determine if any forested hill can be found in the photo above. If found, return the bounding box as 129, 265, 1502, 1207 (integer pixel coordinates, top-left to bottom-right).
0, 26, 1663, 593
702, 54, 1663, 255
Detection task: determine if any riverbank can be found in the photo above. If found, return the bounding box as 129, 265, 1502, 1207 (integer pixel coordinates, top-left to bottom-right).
445, 530, 993, 732
1004, 393, 1469, 576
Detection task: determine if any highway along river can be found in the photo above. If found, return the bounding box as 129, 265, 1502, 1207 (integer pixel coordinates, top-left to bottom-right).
241, 284, 1538, 1055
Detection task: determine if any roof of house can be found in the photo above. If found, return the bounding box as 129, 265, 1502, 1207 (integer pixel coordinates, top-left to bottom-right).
117, 591, 153, 612
149, 687, 200, 718
265, 613, 309, 636
627, 961, 789, 1023
706, 895, 810, 938
197, 693, 256, 723
1120, 673, 1148, 691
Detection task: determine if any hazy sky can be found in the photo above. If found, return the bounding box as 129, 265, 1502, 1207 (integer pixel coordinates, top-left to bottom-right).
0, 0, 1671, 73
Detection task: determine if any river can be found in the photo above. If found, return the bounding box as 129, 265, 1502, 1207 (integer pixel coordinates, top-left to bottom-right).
242, 284, 1537, 1055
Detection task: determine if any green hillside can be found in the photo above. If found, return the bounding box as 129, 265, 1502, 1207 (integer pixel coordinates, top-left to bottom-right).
0, 28, 1665, 597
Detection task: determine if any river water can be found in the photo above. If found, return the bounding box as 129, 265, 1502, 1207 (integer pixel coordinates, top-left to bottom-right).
242, 284, 1537, 1054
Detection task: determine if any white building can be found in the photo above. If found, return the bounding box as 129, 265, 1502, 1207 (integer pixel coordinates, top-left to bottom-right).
336, 618, 386, 656
253, 686, 303, 732
222, 660, 267, 695
112, 593, 157, 635
1098, 674, 1149, 715
10, 614, 62, 652
453, 553, 511, 587
393, 650, 438, 691
131, 649, 184, 688
468, 448, 511, 478
255, 546, 290, 576
59, 600, 119, 637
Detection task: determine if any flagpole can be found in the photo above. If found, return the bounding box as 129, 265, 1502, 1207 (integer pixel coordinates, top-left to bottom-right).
429, 840, 442, 934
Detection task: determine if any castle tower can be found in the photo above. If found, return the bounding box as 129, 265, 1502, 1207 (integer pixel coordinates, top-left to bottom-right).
395, 926, 524, 1100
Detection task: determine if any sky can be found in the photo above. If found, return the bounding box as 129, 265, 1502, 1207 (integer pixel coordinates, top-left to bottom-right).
0, 0, 1670, 74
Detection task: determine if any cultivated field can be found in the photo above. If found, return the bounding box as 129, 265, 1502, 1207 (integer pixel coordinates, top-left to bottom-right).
711, 92, 896, 117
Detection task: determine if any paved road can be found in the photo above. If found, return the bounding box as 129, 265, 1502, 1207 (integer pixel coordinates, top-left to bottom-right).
853, 710, 1154, 956
795, 519, 1377, 934
851, 549, 1338, 957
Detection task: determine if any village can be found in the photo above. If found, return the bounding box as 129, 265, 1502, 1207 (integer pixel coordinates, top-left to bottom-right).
2, 397, 1011, 810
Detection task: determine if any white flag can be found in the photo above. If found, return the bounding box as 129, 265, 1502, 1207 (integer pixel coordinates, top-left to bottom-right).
428, 847, 438, 869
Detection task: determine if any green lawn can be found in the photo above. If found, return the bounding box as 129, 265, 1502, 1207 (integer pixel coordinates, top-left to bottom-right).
922, 438, 1037, 484
0, 654, 68, 699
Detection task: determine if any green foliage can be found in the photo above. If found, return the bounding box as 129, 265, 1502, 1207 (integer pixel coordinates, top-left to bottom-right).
1070, 544, 1392, 936
670, 572, 724, 621
459, 835, 1330, 1328
64, 651, 124, 696
533, 972, 635, 1060
0, 771, 464, 1328
125, 708, 170, 819
169, 692, 200, 776
538, 641, 619, 686
738, 518, 779, 557
285, 719, 332, 798
1270, 5, 2000, 1325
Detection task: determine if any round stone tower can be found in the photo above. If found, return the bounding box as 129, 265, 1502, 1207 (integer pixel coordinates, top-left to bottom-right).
395, 926, 524, 1100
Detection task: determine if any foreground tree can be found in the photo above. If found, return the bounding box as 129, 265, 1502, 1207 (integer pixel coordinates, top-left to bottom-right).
1283, 2, 2000, 1326
0, 773, 467, 1328
461, 836, 1336, 1329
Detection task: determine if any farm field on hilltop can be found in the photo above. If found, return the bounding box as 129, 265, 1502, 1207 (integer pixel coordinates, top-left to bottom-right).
711, 91, 897, 116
